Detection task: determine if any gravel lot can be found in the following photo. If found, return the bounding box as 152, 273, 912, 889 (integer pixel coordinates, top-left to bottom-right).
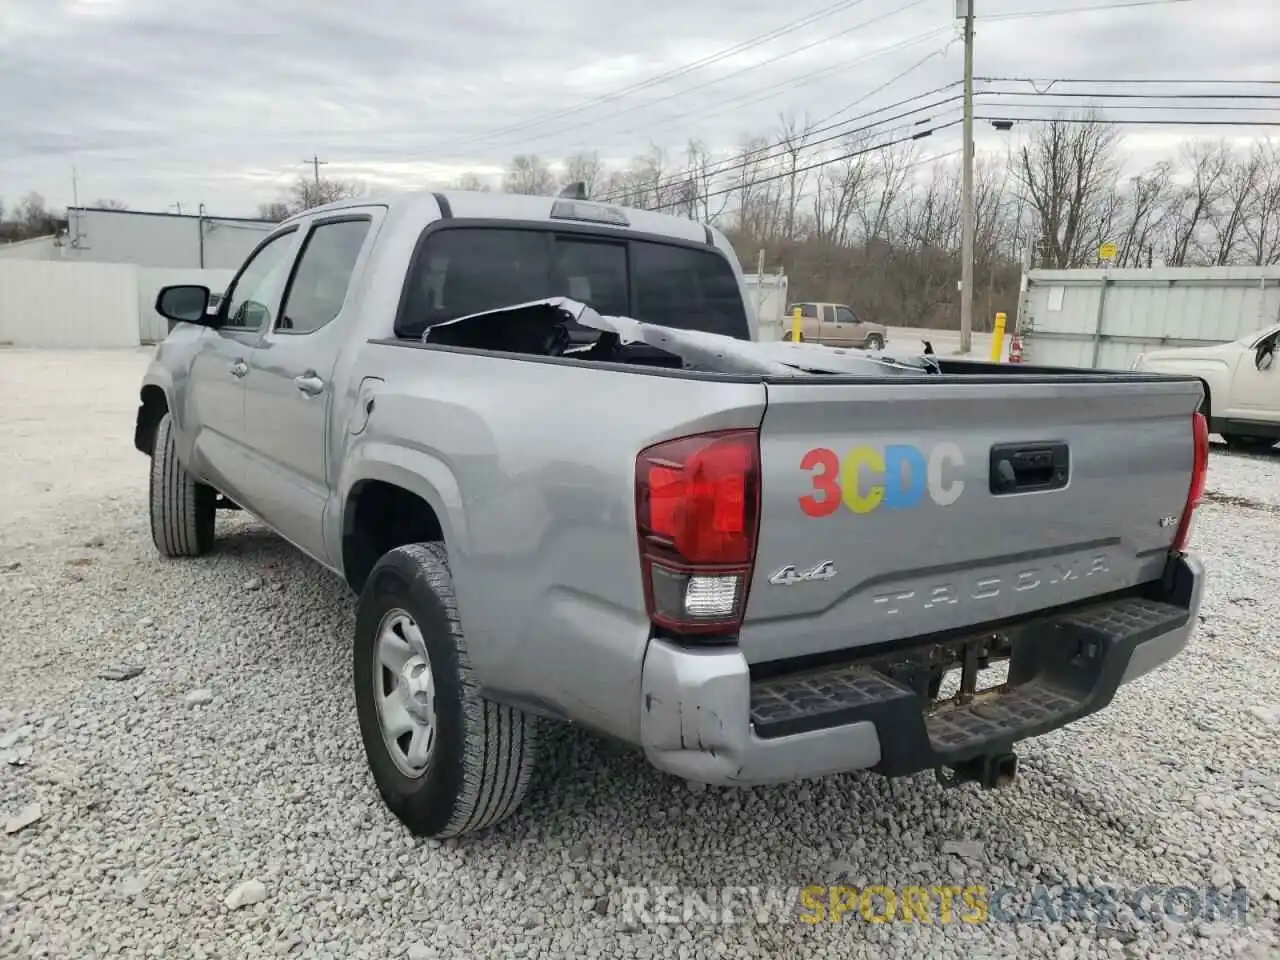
2, 347, 1278, 960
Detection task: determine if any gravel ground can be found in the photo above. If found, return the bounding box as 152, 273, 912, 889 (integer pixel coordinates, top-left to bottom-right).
1, 347, 1278, 960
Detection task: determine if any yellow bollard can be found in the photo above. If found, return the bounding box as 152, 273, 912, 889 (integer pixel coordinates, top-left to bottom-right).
791, 306, 803, 343
990, 312, 1007, 362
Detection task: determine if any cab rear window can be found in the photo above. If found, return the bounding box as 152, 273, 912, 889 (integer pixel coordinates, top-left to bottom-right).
396, 226, 749, 341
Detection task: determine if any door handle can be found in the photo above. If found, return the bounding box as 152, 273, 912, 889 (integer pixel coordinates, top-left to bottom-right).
229, 359, 248, 378
294, 373, 325, 396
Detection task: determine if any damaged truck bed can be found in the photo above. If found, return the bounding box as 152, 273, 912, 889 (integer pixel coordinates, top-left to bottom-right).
419, 296, 942, 377
140, 188, 1208, 839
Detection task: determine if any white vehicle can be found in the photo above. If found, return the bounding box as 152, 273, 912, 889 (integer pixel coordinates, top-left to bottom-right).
1133, 324, 1280, 451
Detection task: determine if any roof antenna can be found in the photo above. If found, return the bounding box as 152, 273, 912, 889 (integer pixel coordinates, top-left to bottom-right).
558, 181, 588, 200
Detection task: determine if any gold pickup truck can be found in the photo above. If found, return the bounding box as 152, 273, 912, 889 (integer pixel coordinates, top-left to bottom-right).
782, 301, 887, 350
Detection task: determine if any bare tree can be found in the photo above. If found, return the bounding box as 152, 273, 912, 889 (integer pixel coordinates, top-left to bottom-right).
92, 198, 130, 211
289, 175, 365, 211
256, 201, 292, 222
775, 113, 814, 242
1243, 140, 1280, 265
559, 152, 606, 199
1164, 141, 1230, 266
452, 172, 492, 192
810, 135, 875, 248
502, 155, 556, 196
1112, 164, 1172, 267
1012, 114, 1121, 268
1207, 143, 1262, 265
852, 140, 916, 245
256, 175, 364, 221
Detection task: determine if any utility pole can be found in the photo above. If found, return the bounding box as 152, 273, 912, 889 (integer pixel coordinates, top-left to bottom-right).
303, 155, 328, 185
958, 0, 976, 354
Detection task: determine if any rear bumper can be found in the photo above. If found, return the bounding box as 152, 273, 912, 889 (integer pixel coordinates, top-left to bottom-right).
639, 554, 1203, 786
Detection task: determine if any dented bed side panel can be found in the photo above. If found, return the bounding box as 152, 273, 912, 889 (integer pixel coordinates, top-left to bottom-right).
344, 338, 770, 743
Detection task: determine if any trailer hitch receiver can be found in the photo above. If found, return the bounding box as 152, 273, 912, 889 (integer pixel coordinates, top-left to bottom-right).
936, 752, 1019, 790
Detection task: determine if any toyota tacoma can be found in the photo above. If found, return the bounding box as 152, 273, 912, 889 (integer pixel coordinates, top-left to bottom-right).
134, 190, 1209, 838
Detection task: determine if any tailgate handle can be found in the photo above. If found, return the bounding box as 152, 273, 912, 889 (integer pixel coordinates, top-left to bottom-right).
989, 442, 1069, 494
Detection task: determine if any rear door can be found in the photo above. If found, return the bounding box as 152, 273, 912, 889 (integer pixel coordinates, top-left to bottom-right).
741, 375, 1204, 665
240, 211, 379, 562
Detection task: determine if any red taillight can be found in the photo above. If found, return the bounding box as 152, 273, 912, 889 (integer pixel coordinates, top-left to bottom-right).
1172, 411, 1209, 552
636, 429, 761, 636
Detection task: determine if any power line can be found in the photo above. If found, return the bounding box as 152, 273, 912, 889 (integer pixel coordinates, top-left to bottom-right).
430, 0, 879, 154
977, 76, 1280, 85
807, 39, 960, 129
593, 82, 964, 199
983, 0, 1193, 21
975, 115, 1280, 127
983, 101, 1280, 112
437, 0, 933, 161
599, 93, 966, 203
684, 113, 964, 202
651, 118, 965, 211
605, 83, 1278, 204
547, 26, 955, 161
980, 90, 1280, 100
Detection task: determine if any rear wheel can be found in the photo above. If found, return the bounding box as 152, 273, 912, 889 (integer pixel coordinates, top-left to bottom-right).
149, 412, 216, 557
353, 543, 540, 838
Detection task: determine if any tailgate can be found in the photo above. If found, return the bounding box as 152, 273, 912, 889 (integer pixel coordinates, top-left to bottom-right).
742, 375, 1202, 664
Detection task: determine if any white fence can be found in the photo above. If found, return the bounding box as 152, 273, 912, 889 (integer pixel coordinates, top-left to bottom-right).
0, 260, 234, 348
1021, 266, 1280, 370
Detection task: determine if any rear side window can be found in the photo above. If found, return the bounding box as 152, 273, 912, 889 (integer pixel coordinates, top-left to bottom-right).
278, 218, 370, 334
631, 240, 746, 339
397, 226, 749, 341
800, 303, 818, 319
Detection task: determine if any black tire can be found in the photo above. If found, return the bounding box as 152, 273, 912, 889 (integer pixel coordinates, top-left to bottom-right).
354, 543, 540, 838
1223, 434, 1276, 451
149, 412, 216, 557
865, 334, 884, 350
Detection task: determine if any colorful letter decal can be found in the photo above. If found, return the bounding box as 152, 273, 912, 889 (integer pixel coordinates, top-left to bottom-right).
800, 442, 965, 516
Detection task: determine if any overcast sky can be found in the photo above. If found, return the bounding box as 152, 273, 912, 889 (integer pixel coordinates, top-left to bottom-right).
0, 0, 1275, 217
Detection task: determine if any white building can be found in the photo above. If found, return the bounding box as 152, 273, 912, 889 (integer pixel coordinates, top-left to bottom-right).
0, 206, 277, 348
58, 207, 276, 269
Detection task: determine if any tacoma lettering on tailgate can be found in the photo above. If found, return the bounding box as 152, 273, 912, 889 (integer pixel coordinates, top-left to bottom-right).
799, 443, 964, 517
871, 554, 1112, 616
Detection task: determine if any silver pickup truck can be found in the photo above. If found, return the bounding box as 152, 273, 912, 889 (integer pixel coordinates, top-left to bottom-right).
136, 190, 1209, 839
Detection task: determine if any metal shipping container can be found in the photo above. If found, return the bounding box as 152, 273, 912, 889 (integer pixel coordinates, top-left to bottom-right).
742, 271, 789, 342
1019, 266, 1280, 370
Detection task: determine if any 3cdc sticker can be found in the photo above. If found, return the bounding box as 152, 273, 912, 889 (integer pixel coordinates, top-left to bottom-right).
799, 443, 965, 516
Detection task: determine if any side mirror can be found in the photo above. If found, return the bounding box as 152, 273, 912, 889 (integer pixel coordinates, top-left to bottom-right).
156, 285, 216, 326
1257, 341, 1276, 372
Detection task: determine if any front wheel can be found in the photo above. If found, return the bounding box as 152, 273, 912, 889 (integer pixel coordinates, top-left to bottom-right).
353, 543, 540, 838
864, 334, 884, 350
149, 412, 216, 557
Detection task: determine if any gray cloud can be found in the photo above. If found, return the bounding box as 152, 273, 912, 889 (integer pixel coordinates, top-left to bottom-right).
0, 0, 1274, 215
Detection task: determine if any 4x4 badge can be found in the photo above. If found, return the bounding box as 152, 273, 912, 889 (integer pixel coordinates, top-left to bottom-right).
769, 560, 837, 586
